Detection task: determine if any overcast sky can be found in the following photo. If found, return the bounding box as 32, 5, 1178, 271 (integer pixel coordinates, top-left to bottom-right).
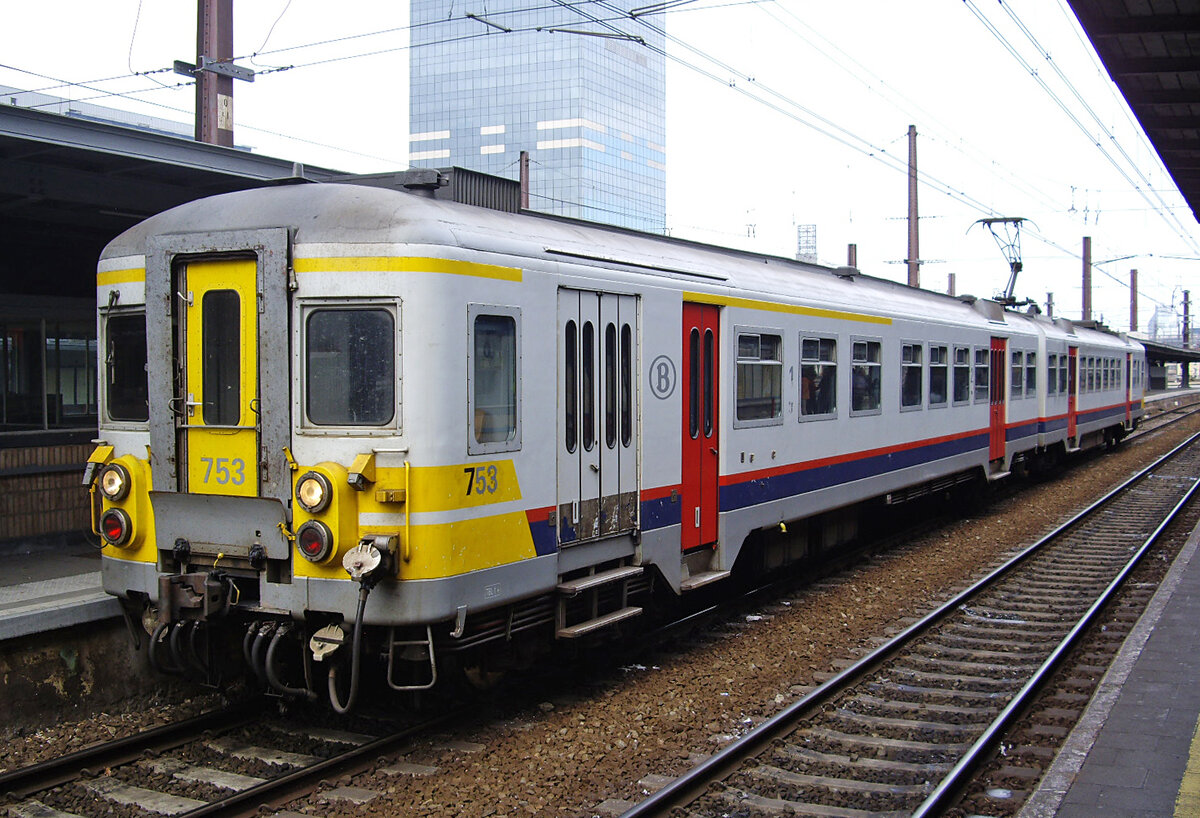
2, 1, 1194, 336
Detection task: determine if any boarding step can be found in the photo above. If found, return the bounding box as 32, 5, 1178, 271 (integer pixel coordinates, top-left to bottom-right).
680, 569, 731, 591
556, 565, 643, 597
556, 605, 643, 638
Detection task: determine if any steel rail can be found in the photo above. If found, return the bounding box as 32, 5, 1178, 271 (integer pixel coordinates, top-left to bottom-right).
912, 448, 1200, 816
620, 429, 1200, 817
177, 708, 465, 818
0, 701, 261, 798
1131, 403, 1200, 438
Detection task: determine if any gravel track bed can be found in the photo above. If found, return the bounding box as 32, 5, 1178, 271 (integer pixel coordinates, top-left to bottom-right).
1, 416, 1195, 817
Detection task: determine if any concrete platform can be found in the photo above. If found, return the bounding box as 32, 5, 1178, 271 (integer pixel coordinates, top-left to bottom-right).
0, 536, 117, 640
1021, 512, 1200, 817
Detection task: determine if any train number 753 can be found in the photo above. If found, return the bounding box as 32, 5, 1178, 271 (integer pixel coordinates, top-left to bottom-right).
463, 465, 499, 496
201, 457, 246, 485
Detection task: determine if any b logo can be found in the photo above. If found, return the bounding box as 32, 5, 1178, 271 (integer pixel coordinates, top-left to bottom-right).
649, 355, 676, 400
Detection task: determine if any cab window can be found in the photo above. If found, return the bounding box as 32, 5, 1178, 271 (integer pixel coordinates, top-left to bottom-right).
105, 311, 148, 422
305, 307, 395, 426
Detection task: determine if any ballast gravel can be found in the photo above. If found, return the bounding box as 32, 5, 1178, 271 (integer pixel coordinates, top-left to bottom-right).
1, 412, 1195, 818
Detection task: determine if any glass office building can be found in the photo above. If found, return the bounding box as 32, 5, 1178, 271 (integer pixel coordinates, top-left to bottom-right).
409, 1, 666, 234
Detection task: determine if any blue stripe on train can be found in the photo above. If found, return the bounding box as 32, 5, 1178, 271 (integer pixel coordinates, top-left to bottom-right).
719, 431, 989, 513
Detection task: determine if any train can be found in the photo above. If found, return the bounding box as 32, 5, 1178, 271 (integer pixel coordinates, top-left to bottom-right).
88, 169, 1145, 710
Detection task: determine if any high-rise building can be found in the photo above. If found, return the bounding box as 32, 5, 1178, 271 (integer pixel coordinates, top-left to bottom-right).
409, 2, 666, 234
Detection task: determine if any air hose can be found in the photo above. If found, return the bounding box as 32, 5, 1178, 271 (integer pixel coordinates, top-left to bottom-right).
328, 582, 371, 714
266, 623, 318, 702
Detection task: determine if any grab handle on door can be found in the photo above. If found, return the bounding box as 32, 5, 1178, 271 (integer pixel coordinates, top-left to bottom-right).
710, 447, 718, 455
168, 396, 202, 417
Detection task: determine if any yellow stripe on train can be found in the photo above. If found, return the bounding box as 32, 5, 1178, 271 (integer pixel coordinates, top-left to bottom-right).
683, 290, 892, 325
294, 256, 522, 281
97, 268, 147, 286
294, 459, 530, 581
358, 461, 522, 515
369, 511, 537, 581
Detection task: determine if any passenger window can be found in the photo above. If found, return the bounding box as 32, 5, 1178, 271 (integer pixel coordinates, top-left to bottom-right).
929, 345, 948, 407
953, 346, 970, 404
105, 311, 148, 422
1047, 354, 1058, 396
735, 331, 782, 424
851, 339, 882, 415
1010, 350, 1024, 399
306, 307, 395, 426
800, 336, 837, 420
472, 311, 520, 449
974, 348, 989, 403
1025, 352, 1037, 396
901, 343, 923, 409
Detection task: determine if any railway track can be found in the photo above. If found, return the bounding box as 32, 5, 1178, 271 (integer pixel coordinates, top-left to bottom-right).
621, 429, 1200, 817
0, 702, 458, 818
1131, 400, 1200, 437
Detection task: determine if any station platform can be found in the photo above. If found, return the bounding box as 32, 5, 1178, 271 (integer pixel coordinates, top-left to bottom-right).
0, 534, 115, 640
1021, 511, 1200, 817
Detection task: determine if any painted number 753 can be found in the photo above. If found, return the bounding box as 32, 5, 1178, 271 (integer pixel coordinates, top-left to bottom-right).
463, 465, 499, 496
201, 457, 246, 485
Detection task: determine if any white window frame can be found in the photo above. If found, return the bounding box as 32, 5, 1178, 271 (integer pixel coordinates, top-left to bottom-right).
296, 297, 401, 436
734, 326, 784, 429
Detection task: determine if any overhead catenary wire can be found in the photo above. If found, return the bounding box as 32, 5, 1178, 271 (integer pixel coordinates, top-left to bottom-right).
988, 0, 1198, 254
0, 1, 1190, 319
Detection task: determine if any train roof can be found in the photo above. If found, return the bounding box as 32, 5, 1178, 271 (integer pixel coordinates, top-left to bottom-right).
100, 181, 1140, 351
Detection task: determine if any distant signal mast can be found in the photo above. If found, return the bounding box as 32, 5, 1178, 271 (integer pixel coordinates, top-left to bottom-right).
969, 217, 1037, 308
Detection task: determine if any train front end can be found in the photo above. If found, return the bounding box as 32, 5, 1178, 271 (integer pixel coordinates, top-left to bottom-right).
89, 189, 432, 708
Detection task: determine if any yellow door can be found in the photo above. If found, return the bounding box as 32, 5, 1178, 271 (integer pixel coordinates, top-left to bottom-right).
180, 259, 259, 496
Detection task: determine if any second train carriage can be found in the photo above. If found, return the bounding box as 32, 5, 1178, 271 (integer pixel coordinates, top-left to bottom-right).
88, 174, 1145, 707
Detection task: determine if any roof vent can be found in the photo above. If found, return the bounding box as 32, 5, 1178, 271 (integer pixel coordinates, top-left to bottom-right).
833, 266, 858, 279
400, 168, 448, 190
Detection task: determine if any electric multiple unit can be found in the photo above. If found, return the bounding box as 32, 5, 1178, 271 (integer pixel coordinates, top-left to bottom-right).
88, 180, 1145, 708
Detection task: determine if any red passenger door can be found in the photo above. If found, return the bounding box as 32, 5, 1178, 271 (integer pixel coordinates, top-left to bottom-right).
989, 337, 1007, 460
681, 303, 719, 550
1067, 346, 1079, 439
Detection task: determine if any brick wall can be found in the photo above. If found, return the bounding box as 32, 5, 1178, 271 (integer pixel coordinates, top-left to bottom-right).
0, 444, 92, 541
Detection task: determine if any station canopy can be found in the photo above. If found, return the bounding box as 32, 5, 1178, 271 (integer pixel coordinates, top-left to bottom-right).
0, 103, 341, 298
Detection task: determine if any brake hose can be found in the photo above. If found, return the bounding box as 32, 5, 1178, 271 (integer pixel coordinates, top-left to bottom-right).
328, 583, 371, 714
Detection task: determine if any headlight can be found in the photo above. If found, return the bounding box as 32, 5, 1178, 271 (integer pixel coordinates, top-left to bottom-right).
100, 508, 132, 546
296, 520, 333, 562
99, 463, 131, 501
295, 471, 331, 513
